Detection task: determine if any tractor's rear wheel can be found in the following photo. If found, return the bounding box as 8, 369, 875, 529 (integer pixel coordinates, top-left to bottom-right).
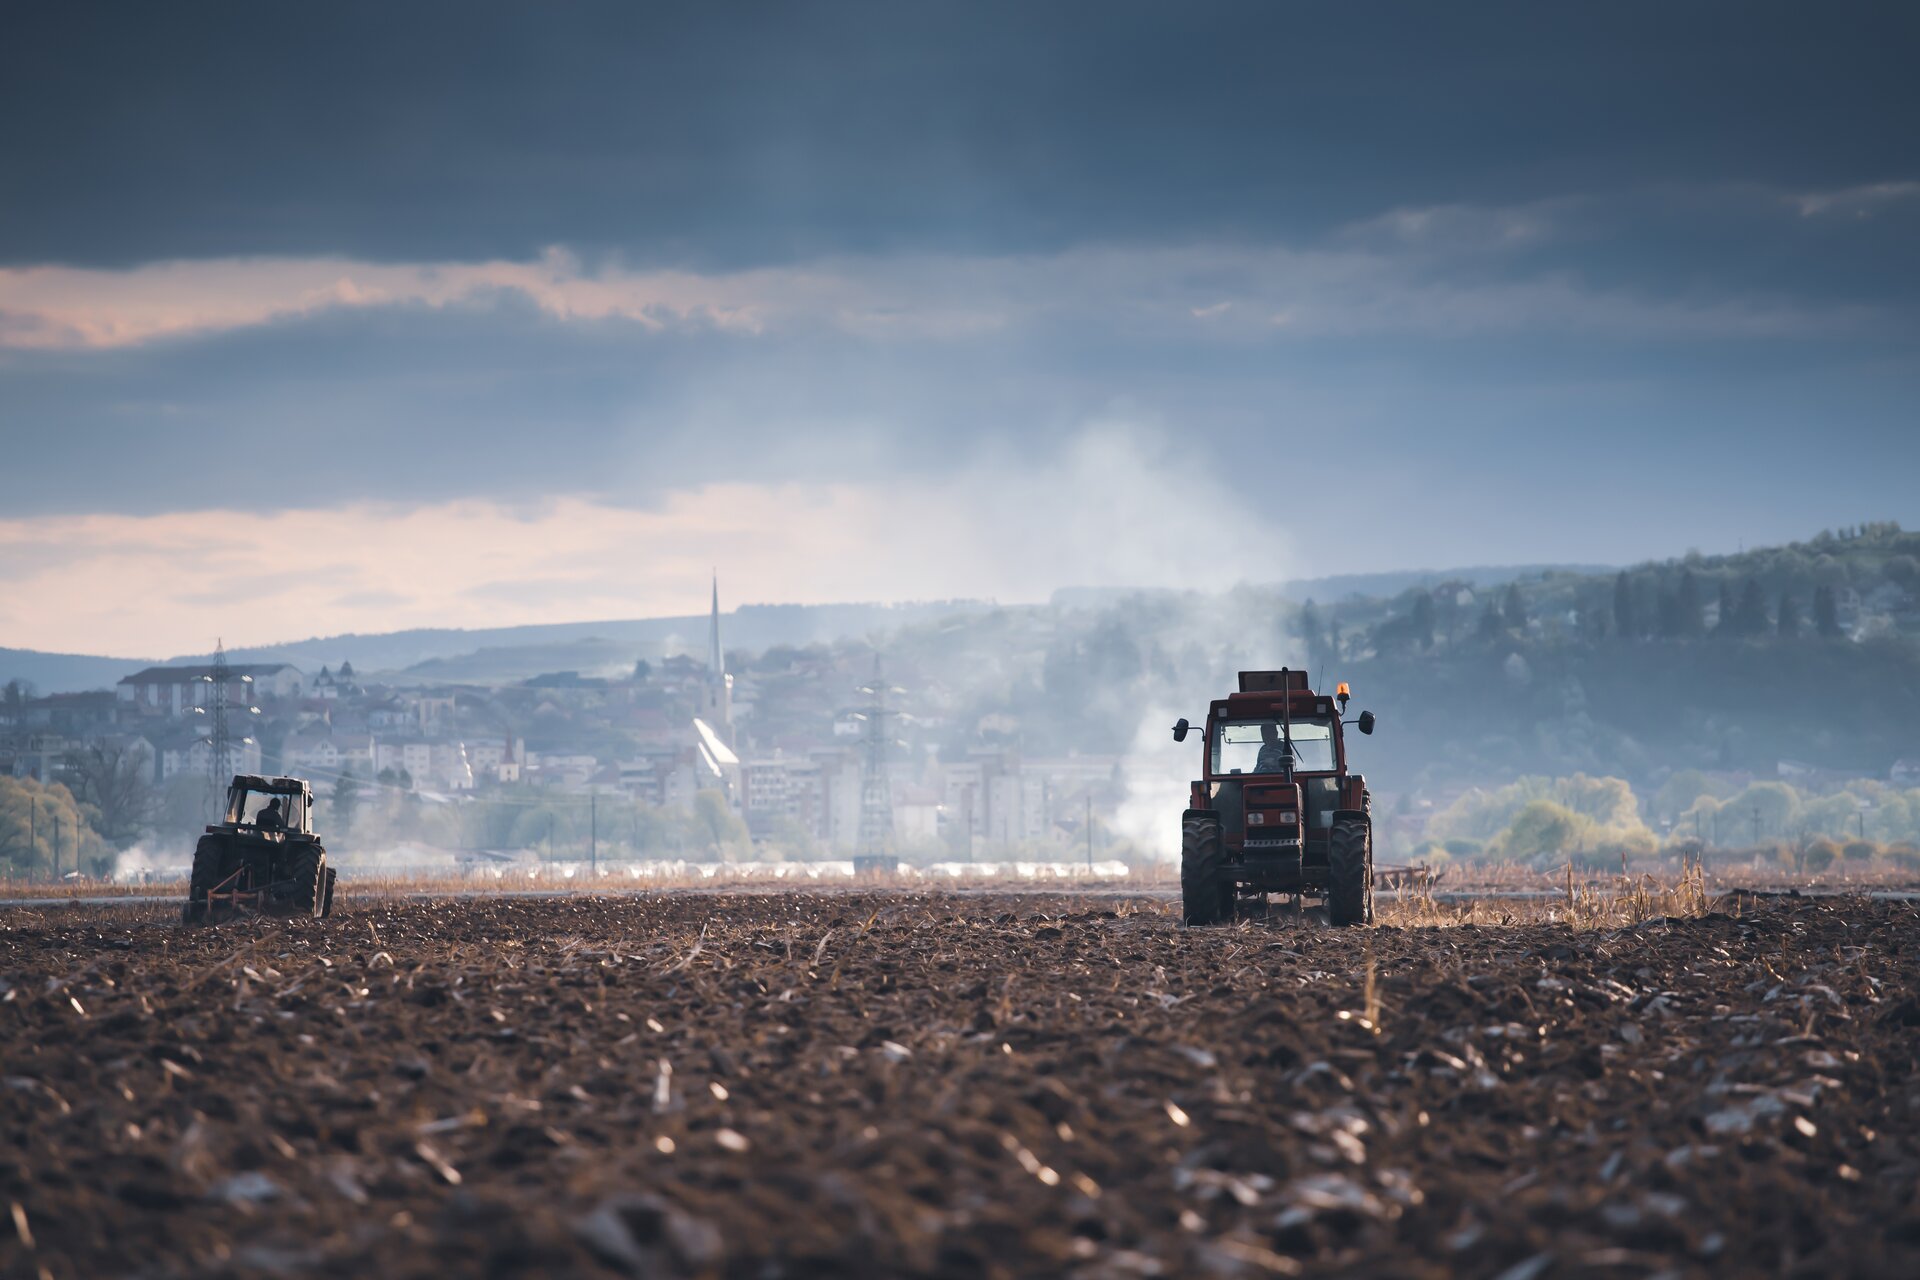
182, 835, 226, 925
321, 866, 337, 918
1327, 818, 1372, 927
1181, 811, 1228, 926
288, 845, 327, 917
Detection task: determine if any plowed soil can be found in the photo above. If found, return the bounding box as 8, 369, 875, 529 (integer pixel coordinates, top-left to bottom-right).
3, 892, 1917, 1278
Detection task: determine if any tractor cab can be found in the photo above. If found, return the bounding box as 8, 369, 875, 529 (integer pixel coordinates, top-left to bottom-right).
1173, 669, 1379, 926
215, 776, 315, 837
185, 773, 334, 923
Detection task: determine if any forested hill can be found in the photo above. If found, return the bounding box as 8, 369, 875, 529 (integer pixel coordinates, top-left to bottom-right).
1336, 520, 1920, 654
870, 522, 1920, 792
1305, 521, 1920, 787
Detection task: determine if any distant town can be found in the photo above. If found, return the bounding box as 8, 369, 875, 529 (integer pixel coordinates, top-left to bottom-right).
7, 524, 1920, 880
0, 580, 1123, 873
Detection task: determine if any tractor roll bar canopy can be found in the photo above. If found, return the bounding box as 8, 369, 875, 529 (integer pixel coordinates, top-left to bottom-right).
223, 775, 313, 831
229, 775, 310, 795
1237, 670, 1310, 693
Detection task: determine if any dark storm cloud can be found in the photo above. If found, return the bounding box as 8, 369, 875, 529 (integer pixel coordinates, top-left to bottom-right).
3, 1, 1916, 270
1331, 185, 1920, 313
3, 0, 1917, 582
0, 295, 998, 515
5, 280, 1915, 564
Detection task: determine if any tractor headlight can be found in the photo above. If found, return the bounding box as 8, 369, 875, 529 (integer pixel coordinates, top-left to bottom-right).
1247, 812, 1264, 825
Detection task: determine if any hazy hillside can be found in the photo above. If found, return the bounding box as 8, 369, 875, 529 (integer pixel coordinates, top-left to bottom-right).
0, 601, 1006, 692
1279, 563, 1616, 604
1046, 563, 1614, 614
0, 648, 154, 695
10, 528, 1915, 803
852, 523, 1920, 796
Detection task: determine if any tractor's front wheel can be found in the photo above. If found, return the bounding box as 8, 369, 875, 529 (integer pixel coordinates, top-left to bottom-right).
1181, 811, 1229, 926
1327, 818, 1373, 927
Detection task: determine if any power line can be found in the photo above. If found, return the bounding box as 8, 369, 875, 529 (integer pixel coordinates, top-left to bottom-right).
201, 640, 233, 817
292, 758, 626, 809
855, 657, 900, 858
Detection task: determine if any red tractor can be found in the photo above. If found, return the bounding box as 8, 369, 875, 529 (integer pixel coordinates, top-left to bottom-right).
1174, 669, 1377, 926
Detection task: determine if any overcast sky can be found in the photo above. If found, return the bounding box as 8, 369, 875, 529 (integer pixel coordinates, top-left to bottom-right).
2, 1, 1917, 656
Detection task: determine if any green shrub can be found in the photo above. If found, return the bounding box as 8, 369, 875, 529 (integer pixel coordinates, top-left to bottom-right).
1492, 800, 1589, 861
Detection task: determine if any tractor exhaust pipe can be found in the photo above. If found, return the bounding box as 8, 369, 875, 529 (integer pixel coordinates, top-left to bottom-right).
1279, 667, 1295, 781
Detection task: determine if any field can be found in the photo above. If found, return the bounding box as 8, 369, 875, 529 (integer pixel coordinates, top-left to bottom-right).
3, 888, 1918, 1278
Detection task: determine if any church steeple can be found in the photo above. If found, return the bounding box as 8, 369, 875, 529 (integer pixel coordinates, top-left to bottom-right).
700, 571, 734, 744
707, 571, 724, 680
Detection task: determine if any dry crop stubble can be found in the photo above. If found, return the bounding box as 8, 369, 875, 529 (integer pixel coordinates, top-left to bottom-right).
1, 890, 1916, 1277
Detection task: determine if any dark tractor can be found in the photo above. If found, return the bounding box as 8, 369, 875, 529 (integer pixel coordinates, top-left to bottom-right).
1174, 670, 1378, 927
182, 775, 336, 923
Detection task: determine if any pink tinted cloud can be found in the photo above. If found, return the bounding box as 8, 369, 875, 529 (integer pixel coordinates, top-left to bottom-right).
0, 249, 786, 349
0, 212, 1857, 354
0, 426, 1281, 657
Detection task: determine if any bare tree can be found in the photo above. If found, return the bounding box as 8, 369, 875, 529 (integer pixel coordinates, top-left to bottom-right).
62, 741, 158, 844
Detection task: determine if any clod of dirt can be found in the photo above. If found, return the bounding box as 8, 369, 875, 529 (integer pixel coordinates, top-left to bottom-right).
577, 1194, 724, 1274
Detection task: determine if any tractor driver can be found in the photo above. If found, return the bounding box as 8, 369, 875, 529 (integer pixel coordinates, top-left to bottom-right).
256, 797, 286, 834
1254, 722, 1295, 775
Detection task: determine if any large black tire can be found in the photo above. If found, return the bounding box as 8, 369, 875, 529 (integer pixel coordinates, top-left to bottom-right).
1181, 811, 1229, 926
1327, 818, 1373, 927
321, 866, 337, 918
288, 845, 326, 917
182, 834, 226, 924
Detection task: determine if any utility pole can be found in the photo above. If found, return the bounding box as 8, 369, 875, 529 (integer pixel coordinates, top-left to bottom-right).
590, 793, 598, 877
208, 641, 233, 790
1752, 806, 1762, 847
1085, 792, 1093, 871
198, 640, 236, 823
856, 658, 899, 860
28, 797, 35, 875
52, 812, 61, 879
964, 789, 974, 865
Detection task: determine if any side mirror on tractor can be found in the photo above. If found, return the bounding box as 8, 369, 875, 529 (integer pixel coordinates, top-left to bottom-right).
1172, 718, 1191, 742
1357, 710, 1376, 735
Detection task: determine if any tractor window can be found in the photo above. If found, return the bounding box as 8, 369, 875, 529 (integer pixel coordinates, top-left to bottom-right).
1212, 718, 1336, 775
237, 790, 304, 831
